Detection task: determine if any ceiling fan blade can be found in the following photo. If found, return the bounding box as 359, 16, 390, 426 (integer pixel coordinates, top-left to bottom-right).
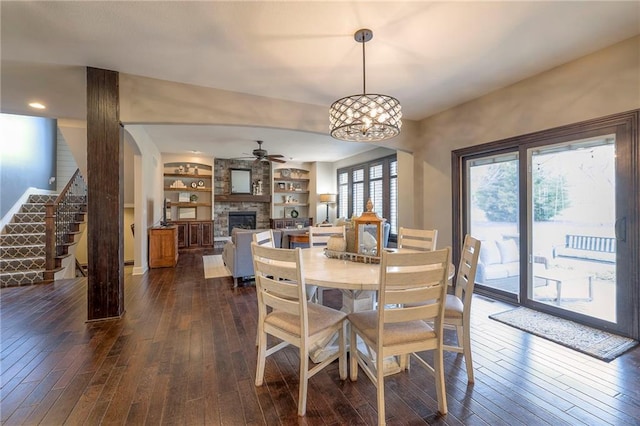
267, 154, 285, 158
270, 157, 287, 164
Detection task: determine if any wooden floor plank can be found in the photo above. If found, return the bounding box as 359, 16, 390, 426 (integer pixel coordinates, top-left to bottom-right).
0, 248, 638, 425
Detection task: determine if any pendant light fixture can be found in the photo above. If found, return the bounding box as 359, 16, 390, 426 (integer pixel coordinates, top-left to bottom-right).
329, 28, 402, 142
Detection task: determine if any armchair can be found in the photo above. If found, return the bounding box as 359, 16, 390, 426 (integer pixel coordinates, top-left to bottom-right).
222, 228, 282, 287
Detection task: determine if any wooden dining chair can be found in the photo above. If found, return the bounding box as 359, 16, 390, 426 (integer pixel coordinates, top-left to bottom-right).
251, 242, 348, 417
252, 229, 277, 248
307, 225, 346, 304
252, 230, 318, 302
443, 234, 481, 383
348, 247, 451, 425
397, 227, 438, 251
308, 225, 346, 247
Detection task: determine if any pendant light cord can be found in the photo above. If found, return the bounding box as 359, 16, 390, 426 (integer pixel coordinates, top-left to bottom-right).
361, 37, 366, 94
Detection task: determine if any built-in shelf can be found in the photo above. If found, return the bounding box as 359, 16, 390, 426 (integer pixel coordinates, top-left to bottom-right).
168, 202, 212, 207
215, 194, 271, 203
273, 203, 309, 207
164, 162, 213, 222
164, 173, 212, 179
274, 178, 309, 183
165, 187, 210, 192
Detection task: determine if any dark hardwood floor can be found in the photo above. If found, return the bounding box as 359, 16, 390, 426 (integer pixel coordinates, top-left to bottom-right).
2, 249, 639, 425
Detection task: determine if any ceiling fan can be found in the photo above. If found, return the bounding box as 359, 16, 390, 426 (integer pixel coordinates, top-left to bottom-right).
242, 140, 286, 164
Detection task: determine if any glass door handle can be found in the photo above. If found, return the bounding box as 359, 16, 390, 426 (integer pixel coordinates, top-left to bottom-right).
615, 217, 626, 242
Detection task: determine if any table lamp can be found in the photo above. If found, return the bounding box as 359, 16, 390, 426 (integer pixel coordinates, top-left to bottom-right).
319, 193, 337, 223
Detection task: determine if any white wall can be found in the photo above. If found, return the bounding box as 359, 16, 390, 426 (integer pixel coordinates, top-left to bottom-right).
55, 128, 77, 192
124, 126, 163, 275
313, 162, 335, 223
417, 36, 640, 248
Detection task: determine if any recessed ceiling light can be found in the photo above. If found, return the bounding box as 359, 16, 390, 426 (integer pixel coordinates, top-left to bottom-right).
29, 102, 46, 109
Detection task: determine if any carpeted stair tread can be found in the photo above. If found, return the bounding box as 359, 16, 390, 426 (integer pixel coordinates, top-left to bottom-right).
0, 233, 46, 246
1, 270, 45, 287
4, 223, 46, 234
1, 256, 46, 272
13, 212, 45, 223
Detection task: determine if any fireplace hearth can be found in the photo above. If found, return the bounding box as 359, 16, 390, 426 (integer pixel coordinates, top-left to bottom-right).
228, 211, 257, 233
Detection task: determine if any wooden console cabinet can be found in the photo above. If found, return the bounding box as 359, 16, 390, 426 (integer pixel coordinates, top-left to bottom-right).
173, 220, 214, 249
149, 226, 178, 268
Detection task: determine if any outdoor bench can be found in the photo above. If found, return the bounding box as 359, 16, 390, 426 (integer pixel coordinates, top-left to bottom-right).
553, 234, 616, 264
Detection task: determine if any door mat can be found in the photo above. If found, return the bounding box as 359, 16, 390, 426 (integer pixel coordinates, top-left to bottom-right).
203, 255, 231, 279
489, 307, 638, 362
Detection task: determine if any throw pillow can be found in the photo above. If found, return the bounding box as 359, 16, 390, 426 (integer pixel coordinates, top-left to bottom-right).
479, 240, 501, 265
496, 239, 519, 264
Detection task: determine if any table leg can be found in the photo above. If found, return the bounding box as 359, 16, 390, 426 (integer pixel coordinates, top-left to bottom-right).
309, 290, 402, 376
309, 290, 374, 363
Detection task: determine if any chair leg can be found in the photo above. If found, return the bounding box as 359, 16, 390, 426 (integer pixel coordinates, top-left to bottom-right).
376, 358, 386, 426
350, 327, 358, 381
399, 354, 410, 370
460, 324, 474, 383
434, 347, 448, 415
338, 322, 347, 380
317, 287, 324, 305
298, 347, 310, 416
255, 329, 267, 386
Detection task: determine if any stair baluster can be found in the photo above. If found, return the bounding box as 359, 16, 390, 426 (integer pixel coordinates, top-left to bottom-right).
43, 169, 87, 281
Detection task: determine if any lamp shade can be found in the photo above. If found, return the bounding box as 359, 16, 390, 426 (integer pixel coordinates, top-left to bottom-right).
319, 193, 337, 203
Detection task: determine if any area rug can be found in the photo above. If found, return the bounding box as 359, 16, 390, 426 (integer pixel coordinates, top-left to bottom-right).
203, 255, 231, 279
489, 307, 638, 362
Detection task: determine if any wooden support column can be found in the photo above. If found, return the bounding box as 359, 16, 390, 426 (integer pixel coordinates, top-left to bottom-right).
86, 67, 124, 320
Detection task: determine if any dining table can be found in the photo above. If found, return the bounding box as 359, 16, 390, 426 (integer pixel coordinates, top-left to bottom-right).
299, 247, 455, 371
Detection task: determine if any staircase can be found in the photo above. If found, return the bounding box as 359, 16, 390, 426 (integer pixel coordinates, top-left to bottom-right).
1, 177, 87, 288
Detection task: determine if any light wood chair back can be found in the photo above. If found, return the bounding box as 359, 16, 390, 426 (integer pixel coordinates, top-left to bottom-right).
254, 229, 318, 301
308, 225, 346, 248
348, 247, 451, 425
251, 243, 347, 417
307, 225, 345, 304
444, 234, 481, 383
252, 229, 276, 247
397, 227, 438, 251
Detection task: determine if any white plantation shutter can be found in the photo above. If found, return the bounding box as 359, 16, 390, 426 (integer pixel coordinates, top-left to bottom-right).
353, 168, 365, 216
390, 160, 398, 234
338, 172, 349, 218
336, 155, 396, 237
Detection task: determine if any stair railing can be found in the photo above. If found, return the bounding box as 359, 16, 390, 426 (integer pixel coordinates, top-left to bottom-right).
44, 169, 87, 280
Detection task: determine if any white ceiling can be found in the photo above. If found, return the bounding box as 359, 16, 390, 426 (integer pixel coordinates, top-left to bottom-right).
2, 1, 638, 161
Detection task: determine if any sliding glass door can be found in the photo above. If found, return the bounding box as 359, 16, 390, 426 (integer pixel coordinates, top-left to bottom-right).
528, 138, 616, 322
467, 153, 520, 300
455, 111, 638, 339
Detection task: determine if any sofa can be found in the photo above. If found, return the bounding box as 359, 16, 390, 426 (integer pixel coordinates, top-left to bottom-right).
222, 228, 282, 287
476, 238, 520, 290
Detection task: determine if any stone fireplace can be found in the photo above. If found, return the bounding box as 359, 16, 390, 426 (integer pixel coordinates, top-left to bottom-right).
228, 211, 257, 234
214, 158, 271, 237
